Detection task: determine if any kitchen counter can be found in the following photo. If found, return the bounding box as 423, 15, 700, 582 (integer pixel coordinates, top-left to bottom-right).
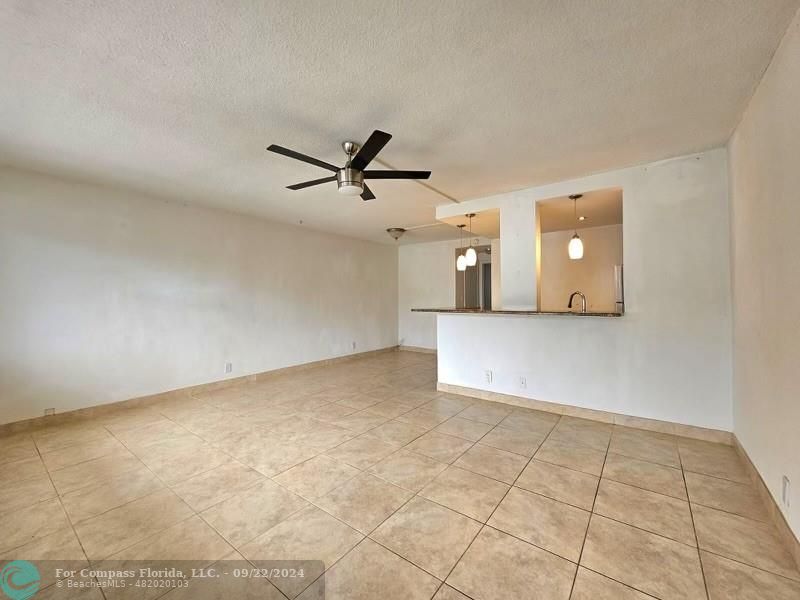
411, 308, 622, 317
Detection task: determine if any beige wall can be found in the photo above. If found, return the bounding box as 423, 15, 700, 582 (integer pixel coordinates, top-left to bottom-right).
729, 10, 800, 536
0, 167, 398, 424
540, 224, 622, 312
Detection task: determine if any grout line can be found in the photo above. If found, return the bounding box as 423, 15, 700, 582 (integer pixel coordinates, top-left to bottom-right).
567, 423, 610, 598
30, 438, 110, 600
679, 443, 712, 600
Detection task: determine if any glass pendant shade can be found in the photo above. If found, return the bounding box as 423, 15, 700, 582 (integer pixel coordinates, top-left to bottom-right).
456, 254, 467, 271
568, 234, 584, 260
465, 246, 477, 266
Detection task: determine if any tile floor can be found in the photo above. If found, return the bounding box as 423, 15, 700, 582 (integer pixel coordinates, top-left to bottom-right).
1, 351, 798, 599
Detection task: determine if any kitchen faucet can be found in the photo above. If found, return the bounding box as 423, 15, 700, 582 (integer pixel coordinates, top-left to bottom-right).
568, 291, 587, 313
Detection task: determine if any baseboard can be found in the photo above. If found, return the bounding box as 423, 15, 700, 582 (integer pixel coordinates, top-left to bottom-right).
0, 346, 400, 435
397, 345, 437, 354
437, 382, 733, 445
733, 435, 800, 572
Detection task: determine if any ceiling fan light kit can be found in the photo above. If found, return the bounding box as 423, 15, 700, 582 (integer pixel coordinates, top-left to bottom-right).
267, 130, 431, 202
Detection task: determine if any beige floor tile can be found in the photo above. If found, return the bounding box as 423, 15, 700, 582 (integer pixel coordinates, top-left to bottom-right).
424, 396, 473, 414
498, 409, 559, 435
134, 437, 234, 485
286, 423, 356, 453
200, 479, 307, 546
171, 462, 265, 511
0, 471, 56, 514
594, 479, 695, 545
250, 440, 319, 477
432, 585, 472, 600
549, 418, 612, 451
535, 439, 606, 476
570, 567, 653, 599
368, 449, 448, 492
273, 455, 360, 500
336, 394, 384, 410
692, 503, 800, 581
447, 526, 575, 600
297, 538, 440, 600
0, 527, 87, 589
371, 497, 481, 579
40, 436, 127, 471
364, 420, 428, 446
489, 486, 590, 562
581, 514, 706, 600
240, 505, 363, 598
363, 399, 415, 419
515, 459, 599, 510
165, 558, 286, 599
458, 403, 513, 426
33, 424, 113, 454
303, 402, 358, 421
49, 451, 143, 495
330, 410, 388, 434
609, 431, 680, 468
701, 550, 800, 600
684, 471, 767, 521
406, 431, 473, 463
433, 417, 493, 442
603, 452, 687, 499
479, 425, 545, 457
314, 473, 412, 534
0, 498, 71, 552
678, 441, 749, 483
453, 443, 528, 484
396, 407, 451, 429
325, 435, 400, 469
419, 466, 509, 522
74, 488, 193, 560
61, 466, 164, 523
0, 455, 48, 487
113, 418, 195, 449
108, 514, 231, 560
0, 434, 37, 465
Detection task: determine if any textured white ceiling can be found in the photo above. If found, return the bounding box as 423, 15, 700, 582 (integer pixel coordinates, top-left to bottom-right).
1, 1, 797, 244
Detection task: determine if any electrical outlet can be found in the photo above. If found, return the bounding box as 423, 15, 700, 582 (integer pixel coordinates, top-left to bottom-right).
782, 475, 791, 507
224, 362, 233, 374
44, 408, 55, 416
352, 341, 357, 351
484, 370, 493, 384
519, 376, 527, 389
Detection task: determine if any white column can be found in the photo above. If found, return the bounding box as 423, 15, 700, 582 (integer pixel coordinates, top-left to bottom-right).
499, 195, 537, 309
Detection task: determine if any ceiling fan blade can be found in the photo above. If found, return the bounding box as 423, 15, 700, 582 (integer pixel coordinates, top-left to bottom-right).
286, 175, 337, 190
267, 144, 339, 172
350, 130, 392, 171
361, 184, 376, 201
364, 170, 431, 180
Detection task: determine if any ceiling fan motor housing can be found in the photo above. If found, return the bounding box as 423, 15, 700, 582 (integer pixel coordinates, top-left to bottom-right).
337, 167, 364, 195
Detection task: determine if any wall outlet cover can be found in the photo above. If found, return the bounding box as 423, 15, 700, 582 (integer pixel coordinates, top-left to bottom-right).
224, 362, 233, 374
782, 475, 790, 507
484, 370, 493, 384
44, 408, 55, 416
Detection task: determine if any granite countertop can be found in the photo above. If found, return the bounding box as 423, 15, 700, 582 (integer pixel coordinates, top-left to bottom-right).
411, 308, 623, 317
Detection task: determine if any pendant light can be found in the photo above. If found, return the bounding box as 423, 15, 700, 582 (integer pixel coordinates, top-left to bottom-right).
456, 224, 467, 271
568, 194, 584, 260
465, 213, 477, 267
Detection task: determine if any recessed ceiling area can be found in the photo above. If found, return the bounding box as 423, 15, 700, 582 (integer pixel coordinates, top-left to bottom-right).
539, 188, 623, 233
440, 210, 500, 240
1, 1, 797, 244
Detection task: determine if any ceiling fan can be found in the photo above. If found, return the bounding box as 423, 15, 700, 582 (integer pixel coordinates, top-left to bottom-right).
267, 130, 431, 201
